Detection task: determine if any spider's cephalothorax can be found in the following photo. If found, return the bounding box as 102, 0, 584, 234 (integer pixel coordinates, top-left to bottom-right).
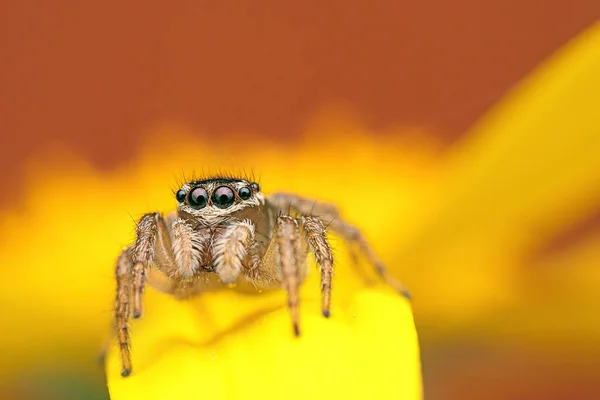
112, 176, 410, 377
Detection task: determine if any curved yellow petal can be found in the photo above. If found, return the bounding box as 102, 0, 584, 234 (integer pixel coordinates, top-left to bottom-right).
395, 21, 600, 319
106, 284, 421, 400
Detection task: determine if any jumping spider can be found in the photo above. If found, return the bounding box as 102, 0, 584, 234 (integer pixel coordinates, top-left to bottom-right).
113, 176, 410, 377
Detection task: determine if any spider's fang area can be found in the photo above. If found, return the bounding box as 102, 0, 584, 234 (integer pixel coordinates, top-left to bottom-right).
121, 368, 131, 378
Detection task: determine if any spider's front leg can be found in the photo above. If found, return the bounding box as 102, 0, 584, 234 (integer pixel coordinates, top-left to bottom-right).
130, 213, 167, 318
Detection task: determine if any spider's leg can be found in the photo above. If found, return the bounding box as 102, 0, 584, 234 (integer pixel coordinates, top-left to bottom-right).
300, 216, 334, 318
274, 215, 303, 336
328, 219, 411, 299
329, 221, 411, 298
212, 220, 256, 284
114, 247, 134, 377
130, 212, 164, 318
268, 193, 411, 299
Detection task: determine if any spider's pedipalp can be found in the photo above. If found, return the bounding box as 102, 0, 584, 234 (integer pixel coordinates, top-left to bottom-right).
212, 219, 256, 284
301, 216, 334, 318
171, 218, 207, 279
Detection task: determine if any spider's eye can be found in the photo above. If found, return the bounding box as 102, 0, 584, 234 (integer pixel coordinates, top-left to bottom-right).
212, 186, 235, 208
189, 187, 208, 209
176, 189, 186, 203
238, 187, 252, 200
250, 183, 260, 192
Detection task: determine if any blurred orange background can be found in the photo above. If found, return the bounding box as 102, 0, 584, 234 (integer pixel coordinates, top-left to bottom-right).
1, 1, 600, 399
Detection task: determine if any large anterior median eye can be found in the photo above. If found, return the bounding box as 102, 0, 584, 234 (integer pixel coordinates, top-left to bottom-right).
212, 186, 235, 208
189, 187, 208, 209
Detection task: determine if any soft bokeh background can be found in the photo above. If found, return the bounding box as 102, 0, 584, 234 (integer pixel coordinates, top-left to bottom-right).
2, 2, 600, 399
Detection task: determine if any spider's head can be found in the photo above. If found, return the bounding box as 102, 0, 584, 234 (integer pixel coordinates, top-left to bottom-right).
175, 177, 264, 223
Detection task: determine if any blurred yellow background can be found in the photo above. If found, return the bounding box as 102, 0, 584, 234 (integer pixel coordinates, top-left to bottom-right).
1, 3, 600, 399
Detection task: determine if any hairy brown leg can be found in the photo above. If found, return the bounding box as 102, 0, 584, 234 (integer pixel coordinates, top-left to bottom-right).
326, 219, 411, 298
130, 213, 160, 318
114, 247, 134, 377
275, 215, 302, 336
301, 216, 334, 318
346, 225, 411, 299
268, 193, 411, 299
130, 212, 187, 318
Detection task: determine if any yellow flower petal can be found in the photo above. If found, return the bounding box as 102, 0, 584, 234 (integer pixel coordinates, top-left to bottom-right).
106, 283, 421, 400
394, 21, 600, 321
